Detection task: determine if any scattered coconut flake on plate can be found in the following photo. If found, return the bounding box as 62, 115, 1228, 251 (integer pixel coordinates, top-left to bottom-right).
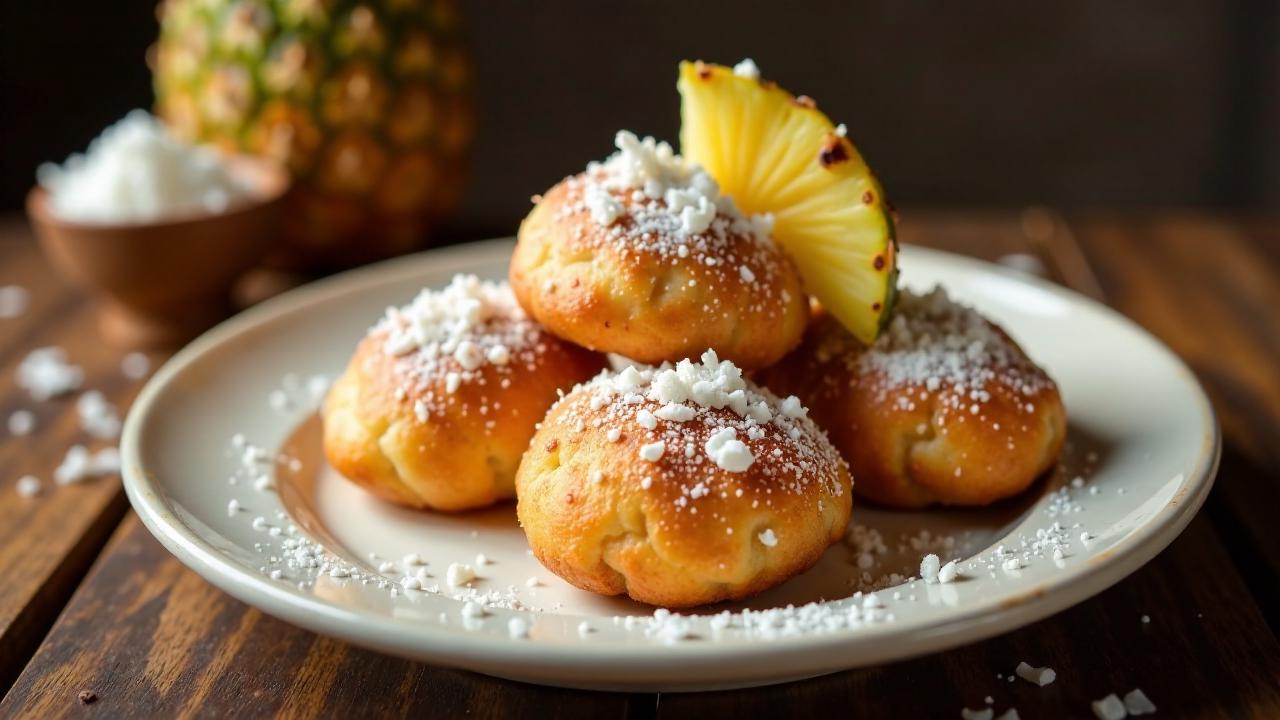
921, 553, 941, 583
17, 347, 83, 401
0, 285, 29, 319
507, 616, 531, 639
447, 562, 477, 587
36, 110, 252, 223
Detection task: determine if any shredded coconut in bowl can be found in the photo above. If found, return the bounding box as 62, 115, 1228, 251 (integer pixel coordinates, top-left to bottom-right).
36, 110, 252, 223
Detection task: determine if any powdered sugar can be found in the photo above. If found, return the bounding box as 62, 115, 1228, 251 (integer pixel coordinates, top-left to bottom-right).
575, 132, 774, 245
850, 287, 1051, 413
549, 132, 790, 323
372, 275, 549, 426
549, 350, 844, 505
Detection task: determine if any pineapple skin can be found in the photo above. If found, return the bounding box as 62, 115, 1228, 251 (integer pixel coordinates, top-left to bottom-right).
151, 0, 474, 271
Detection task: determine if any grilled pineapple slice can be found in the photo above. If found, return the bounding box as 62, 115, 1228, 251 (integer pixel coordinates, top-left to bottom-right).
678, 60, 897, 344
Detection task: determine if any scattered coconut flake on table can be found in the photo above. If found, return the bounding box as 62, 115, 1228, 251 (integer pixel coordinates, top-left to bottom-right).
267, 372, 332, 414
0, 285, 29, 319
15, 475, 42, 498
1091, 693, 1128, 720
7, 410, 35, 437
1014, 661, 1056, 686
36, 110, 252, 223
54, 445, 120, 485
121, 352, 150, 380
76, 391, 121, 440
16, 347, 83, 401
1123, 688, 1156, 715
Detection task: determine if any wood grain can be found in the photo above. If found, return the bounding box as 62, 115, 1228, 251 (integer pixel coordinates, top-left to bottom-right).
0, 513, 651, 720
2, 213, 1278, 718
1070, 215, 1280, 626
0, 222, 155, 691
656, 517, 1280, 720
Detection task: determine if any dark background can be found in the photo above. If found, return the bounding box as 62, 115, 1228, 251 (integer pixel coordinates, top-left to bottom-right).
4, 1, 1279, 236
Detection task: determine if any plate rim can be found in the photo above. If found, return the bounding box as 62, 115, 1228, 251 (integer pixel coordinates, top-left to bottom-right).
120, 240, 1221, 688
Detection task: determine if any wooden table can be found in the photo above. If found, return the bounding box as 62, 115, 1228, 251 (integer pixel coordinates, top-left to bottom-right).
1, 211, 1278, 719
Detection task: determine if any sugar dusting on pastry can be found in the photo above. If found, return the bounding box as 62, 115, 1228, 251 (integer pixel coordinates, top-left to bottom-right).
374, 274, 549, 425
551, 131, 788, 318
853, 286, 1053, 408
554, 350, 846, 499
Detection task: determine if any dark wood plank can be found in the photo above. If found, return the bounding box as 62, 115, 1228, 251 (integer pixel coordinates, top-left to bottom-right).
659, 214, 1280, 718
657, 517, 1280, 720
1070, 214, 1280, 625
0, 223, 155, 691
5, 213, 1278, 719
0, 514, 649, 720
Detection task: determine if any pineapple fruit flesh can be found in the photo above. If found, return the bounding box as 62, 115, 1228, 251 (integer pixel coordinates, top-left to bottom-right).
678, 60, 897, 345
152, 0, 474, 270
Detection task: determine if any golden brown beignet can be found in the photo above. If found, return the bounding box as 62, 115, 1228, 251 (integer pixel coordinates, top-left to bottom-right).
516, 350, 851, 607
510, 131, 807, 370
759, 287, 1066, 509
323, 275, 607, 512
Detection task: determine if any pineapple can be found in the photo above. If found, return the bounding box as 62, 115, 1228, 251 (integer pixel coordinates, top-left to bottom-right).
152, 0, 473, 270
678, 60, 897, 345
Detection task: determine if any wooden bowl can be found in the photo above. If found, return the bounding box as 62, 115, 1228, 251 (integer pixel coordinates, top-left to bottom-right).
27, 157, 290, 348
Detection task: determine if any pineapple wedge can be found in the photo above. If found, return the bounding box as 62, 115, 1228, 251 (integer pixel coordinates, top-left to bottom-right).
678, 60, 897, 345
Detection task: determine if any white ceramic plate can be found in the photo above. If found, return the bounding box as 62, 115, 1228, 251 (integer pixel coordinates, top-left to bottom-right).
122, 240, 1218, 691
